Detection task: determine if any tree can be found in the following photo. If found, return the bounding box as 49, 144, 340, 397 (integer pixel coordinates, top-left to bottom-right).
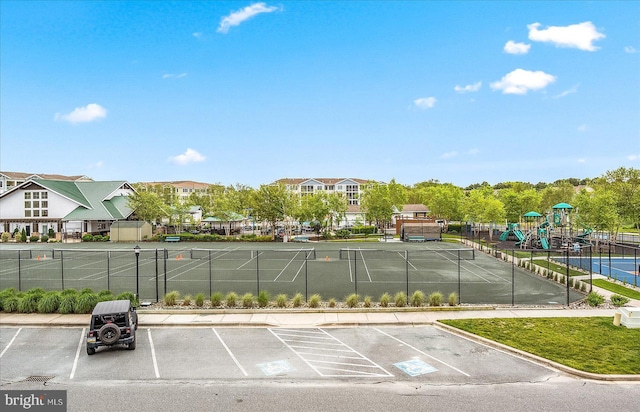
421, 183, 464, 222
250, 184, 296, 240
360, 179, 407, 229
540, 182, 575, 212
574, 188, 619, 249
127, 190, 167, 225
598, 167, 640, 232
462, 189, 505, 240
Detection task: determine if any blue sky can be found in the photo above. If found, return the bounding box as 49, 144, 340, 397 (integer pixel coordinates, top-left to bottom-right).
1, 1, 638, 188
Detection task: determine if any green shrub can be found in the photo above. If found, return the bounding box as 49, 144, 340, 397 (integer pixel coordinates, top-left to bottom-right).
580, 282, 587, 292
80, 288, 94, 295
61, 288, 78, 296
276, 294, 288, 308
428, 291, 443, 307
242, 293, 254, 308
182, 295, 192, 306
27, 287, 46, 298
41, 235, 49, 243
257, 290, 270, 308
586, 291, 605, 307
211, 292, 223, 307
379, 293, 390, 307
1, 232, 9, 242
116, 291, 139, 307
75, 293, 98, 314
394, 291, 407, 308
225, 292, 238, 307
611, 294, 630, 307
14, 232, 22, 242
308, 294, 321, 308
29, 235, 40, 243
58, 294, 77, 314
164, 291, 180, 306
195, 292, 205, 307
0, 288, 17, 310
363, 296, 372, 308
38, 291, 61, 313
345, 293, 359, 308
97, 290, 115, 301
292, 293, 303, 308
3, 295, 19, 312
410, 290, 425, 307
328, 298, 336, 308
18, 295, 39, 313
82, 234, 94, 242
448, 292, 459, 306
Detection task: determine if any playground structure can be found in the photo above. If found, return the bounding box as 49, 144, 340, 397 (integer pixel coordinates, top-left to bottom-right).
499, 203, 592, 250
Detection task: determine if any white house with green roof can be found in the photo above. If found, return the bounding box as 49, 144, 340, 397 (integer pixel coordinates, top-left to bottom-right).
0, 179, 135, 239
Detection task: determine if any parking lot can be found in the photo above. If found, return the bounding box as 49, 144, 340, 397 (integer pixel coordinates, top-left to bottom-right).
0, 326, 556, 385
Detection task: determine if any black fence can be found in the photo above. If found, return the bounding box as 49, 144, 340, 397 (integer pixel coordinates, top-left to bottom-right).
0, 246, 586, 306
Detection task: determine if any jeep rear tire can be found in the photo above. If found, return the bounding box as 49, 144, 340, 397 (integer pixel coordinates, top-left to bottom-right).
87, 346, 96, 355
98, 323, 121, 345
128, 337, 136, 350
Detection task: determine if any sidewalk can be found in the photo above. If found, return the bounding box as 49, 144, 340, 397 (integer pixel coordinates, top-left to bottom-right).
0, 306, 622, 328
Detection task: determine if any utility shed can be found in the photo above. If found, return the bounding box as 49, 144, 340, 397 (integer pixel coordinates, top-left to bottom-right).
109, 221, 152, 242
401, 222, 441, 241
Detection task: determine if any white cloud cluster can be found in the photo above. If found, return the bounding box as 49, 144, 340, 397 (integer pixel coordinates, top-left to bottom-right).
527, 21, 605, 51
413, 97, 437, 109
217, 2, 278, 34
490, 69, 556, 95
624, 46, 637, 54
162, 73, 187, 79
504, 40, 530, 55
55, 103, 107, 124
169, 148, 206, 165
454, 82, 481, 93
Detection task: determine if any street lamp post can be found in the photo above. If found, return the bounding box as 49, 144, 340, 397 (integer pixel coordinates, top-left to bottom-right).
134, 245, 141, 300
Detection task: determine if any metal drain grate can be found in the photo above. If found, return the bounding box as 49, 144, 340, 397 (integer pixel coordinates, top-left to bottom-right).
22, 375, 54, 383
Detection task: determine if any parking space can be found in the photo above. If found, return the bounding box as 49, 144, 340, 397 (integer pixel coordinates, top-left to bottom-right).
0, 326, 556, 385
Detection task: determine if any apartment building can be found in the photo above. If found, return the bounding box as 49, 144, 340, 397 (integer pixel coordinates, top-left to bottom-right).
0, 171, 92, 194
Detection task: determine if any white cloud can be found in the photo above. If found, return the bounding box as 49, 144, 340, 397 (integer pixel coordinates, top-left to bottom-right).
577, 158, 587, 163
490, 69, 556, 95
169, 148, 206, 165
88, 161, 104, 169
454, 82, 481, 93
162, 73, 187, 79
413, 97, 437, 109
440, 151, 458, 159
624, 46, 637, 54
466, 148, 480, 156
577, 124, 588, 132
55, 103, 107, 124
527, 21, 605, 51
504, 40, 530, 55
627, 154, 639, 161
552, 84, 579, 99
217, 2, 279, 34
193, 32, 203, 39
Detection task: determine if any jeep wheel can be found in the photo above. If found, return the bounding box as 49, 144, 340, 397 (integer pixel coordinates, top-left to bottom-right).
98, 323, 121, 345
87, 346, 96, 355
128, 338, 136, 350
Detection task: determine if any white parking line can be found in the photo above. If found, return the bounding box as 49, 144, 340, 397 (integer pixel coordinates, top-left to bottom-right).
148, 329, 160, 378
0, 328, 21, 358
373, 328, 470, 377
212, 328, 248, 376
70, 328, 85, 379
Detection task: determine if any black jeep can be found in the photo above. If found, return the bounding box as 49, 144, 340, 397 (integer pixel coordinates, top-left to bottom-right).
86, 299, 138, 355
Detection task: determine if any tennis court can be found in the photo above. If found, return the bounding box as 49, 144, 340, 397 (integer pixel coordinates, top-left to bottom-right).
557, 256, 639, 285
0, 242, 583, 305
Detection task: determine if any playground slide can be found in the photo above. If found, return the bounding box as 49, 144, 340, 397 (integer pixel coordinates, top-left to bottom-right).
513, 230, 526, 242
499, 231, 509, 241
540, 238, 549, 249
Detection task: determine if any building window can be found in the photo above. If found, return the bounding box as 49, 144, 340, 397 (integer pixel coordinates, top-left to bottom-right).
42, 201, 48, 208
25, 210, 31, 217
24, 192, 31, 200
33, 192, 40, 199
41, 192, 48, 199
325, 185, 335, 191
25, 201, 31, 208
42, 210, 48, 217
33, 201, 40, 208
33, 210, 40, 217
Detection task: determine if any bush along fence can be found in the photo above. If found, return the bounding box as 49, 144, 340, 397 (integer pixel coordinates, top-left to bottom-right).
0, 246, 585, 306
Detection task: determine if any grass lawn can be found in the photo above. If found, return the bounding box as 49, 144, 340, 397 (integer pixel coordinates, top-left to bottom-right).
440, 317, 640, 374
592, 279, 640, 300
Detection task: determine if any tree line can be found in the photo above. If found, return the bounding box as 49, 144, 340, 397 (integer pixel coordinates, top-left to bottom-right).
127, 167, 640, 238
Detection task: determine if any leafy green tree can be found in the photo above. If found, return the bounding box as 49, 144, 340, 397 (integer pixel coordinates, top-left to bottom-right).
574, 188, 619, 248
421, 183, 464, 221
127, 190, 168, 225
540, 182, 575, 212
462, 189, 505, 240
598, 167, 640, 231
250, 184, 295, 240
360, 179, 407, 229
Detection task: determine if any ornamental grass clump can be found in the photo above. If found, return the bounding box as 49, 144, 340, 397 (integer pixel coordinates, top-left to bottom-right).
164, 291, 180, 306
182, 295, 192, 306
363, 296, 372, 308
379, 293, 390, 308
18, 294, 39, 313
428, 291, 443, 307
74, 292, 98, 314
610, 294, 629, 307
242, 293, 254, 308
345, 293, 359, 308
226, 292, 238, 307
276, 294, 288, 308
448, 292, 459, 306
292, 293, 304, 308
308, 294, 321, 308
586, 291, 605, 307
97, 290, 115, 302
58, 294, 77, 314
3, 295, 19, 313
211, 292, 223, 307
257, 290, 270, 308
410, 290, 425, 307
116, 291, 139, 307
328, 298, 336, 308
394, 291, 407, 308
195, 292, 205, 307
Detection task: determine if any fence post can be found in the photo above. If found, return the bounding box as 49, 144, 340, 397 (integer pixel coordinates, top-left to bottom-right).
163, 248, 167, 297
566, 247, 570, 306
511, 249, 515, 306
61, 250, 64, 290
405, 250, 409, 298
353, 249, 358, 297
457, 249, 461, 303
256, 250, 260, 295
18, 250, 22, 292
107, 251, 110, 292
155, 249, 159, 303
305, 251, 308, 302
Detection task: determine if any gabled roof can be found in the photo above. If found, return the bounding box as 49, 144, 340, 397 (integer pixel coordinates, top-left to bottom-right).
0, 171, 92, 181
275, 178, 373, 186
1, 179, 134, 222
